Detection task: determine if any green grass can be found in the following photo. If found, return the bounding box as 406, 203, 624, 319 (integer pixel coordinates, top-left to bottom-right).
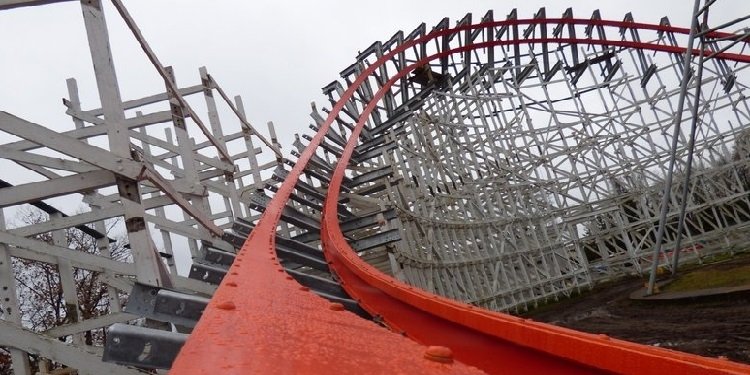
664, 264, 750, 292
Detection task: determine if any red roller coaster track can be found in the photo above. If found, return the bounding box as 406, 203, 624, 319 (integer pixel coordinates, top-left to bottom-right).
171, 17, 750, 374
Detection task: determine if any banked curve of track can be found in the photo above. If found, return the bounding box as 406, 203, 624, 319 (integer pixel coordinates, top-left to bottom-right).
172, 16, 750, 374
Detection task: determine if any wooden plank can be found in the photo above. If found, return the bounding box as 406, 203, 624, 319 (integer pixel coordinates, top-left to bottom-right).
0, 170, 116, 208
1, 231, 136, 275
0, 0, 72, 10
0, 321, 137, 375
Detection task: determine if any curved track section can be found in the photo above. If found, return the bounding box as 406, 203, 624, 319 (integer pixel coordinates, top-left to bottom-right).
172, 12, 750, 374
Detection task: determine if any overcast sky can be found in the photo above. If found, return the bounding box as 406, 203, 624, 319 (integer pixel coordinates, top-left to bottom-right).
1, 0, 748, 150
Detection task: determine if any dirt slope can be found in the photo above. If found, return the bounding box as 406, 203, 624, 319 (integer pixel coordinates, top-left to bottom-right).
524, 256, 750, 364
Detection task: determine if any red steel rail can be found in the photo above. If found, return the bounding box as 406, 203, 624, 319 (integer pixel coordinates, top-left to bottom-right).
172, 17, 750, 374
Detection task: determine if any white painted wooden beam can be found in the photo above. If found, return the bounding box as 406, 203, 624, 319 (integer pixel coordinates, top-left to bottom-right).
0, 0, 72, 10
0, 170, 116, 208
3, 111, 172, 153
0, 209, 32, 375
0, 112, 143, 178
0, 146, 99, 173
0, 320, 138, 375
83, 84, 205, 117
0, 231, 136, 275
44, 312, 138, 338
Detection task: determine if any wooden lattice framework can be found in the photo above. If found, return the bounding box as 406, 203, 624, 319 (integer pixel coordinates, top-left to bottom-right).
0, 1, 283, 373
314, 7, 750, 312
1, 0, 750, 373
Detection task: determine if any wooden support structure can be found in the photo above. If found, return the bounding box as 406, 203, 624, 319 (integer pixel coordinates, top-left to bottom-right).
2, 1, 750, 374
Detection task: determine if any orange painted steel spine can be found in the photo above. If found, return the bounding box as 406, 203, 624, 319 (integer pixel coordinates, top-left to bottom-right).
172, 18, 750, 374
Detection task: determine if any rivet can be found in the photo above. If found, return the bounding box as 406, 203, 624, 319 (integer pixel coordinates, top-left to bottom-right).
329, 302, 345, 311
285, 275, 293, 280
277, 269, 284, 273
216, 301, 236, 310
598, 334, 610, 340
424, 346, 453, 364
718, 356, 729, 361
226, 281, 238, 287
299, 286, 310, 291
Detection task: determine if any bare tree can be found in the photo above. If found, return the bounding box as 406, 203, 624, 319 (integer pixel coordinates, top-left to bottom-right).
0, 207, 129, 373
0, 349, 11, 374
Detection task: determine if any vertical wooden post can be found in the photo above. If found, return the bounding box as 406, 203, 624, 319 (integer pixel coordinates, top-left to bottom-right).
66, 77, 122, 313
199, 66, 244, 218
80, 0, 166, 287
0, 208, 31, 375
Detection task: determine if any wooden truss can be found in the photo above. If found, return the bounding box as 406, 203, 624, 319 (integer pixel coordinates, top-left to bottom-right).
1, 0, 749, 373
